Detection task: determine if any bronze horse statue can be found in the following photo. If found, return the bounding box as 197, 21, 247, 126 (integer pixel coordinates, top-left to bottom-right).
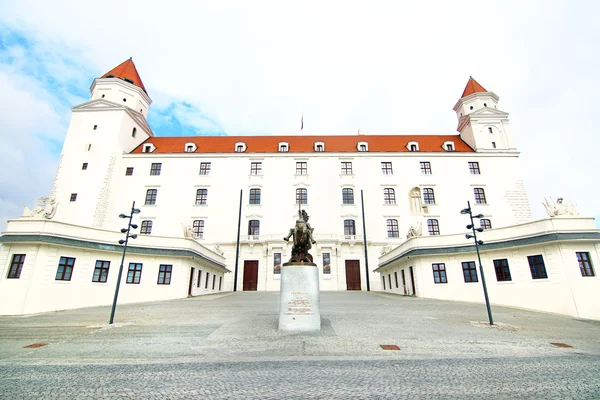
283, 210, 316, 263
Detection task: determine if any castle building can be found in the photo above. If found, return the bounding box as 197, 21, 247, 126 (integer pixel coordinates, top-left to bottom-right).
1, 59, 598, 319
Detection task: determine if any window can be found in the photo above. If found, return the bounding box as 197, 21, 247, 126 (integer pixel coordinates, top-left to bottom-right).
383, 188, 396, 204
386, 219, 399, 238
341, 162, 353, 175
87, 144, 92, 151
491, 142, 496, 149
382, 276, 386, 290
219, 276, 222, 291
488, 127, 493, 133
186, 145, 193, 152
323, 253, 331, 275
248, 220, 260, 237
150, 163, 162, 176
468, 162, 480, 174
474, 188, 487, 204
296, 162, 307, 175
55, 257, 75, 281
145, 189, 157, 205
132, 127, 136, 138
344, 219, 356, 237
193, 220, 205, 238
432, 263, 447, 283
493, 259, 512, 281
427, 219, 440, 235
577, 252, 595, 277
279, 143, 289, 152
420, 162, 432, 175
480, 219, 492, 229
394, 272, 398, 288
357, 142, 368, 151
444, 142, 455, 151
157, 265, 172, 285
274, 253, 282, 275
197, 270, 202, 287
527, 255, 548, 279
199, 162, 211, 175
195, 189, 208, 205
423, 188, 435, 204
140, 220, 153, 235
205, 272, 210, 289
342, 188, 354, 204
360, 145, 367, 151
92, 260, 110, 283
250, 162, 262, 176
93, 125, 98, 130
7, 254, 25, 279
249, 188, 261, 205
126, 263, 142, 284
235, 142, 246, 152
314, 142, 325, 152
296, 188, 307, 204
125, 167, 134, 176
407, 141, 419, 151
388, 274, 392, 289
82, 163, 88, 170
212, 275, 216, 290
381, 162, 393, 175
462, 261, 478, 282
70, 193, 77, 202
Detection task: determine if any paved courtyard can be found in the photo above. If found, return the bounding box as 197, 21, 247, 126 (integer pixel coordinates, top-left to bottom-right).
0, 292, 599, 399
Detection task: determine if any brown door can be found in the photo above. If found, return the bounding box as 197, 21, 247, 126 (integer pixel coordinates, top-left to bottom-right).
345, 260, 361, 290
188, 267, 195, 296
243, 260, 259, 291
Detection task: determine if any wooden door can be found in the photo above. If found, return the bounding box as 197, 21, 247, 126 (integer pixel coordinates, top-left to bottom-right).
243, 260, 259, 291
345, 260, 361, 290
188, 267, 195, 295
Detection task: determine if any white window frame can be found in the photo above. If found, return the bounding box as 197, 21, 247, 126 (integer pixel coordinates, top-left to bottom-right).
407, 141, 419, 152
443, 141, 455, 151
184, 142, 197, 152
278, 142, 289, 152
314, 141, 325, 152
357, 141, 369, 152
235, 142, 247, 152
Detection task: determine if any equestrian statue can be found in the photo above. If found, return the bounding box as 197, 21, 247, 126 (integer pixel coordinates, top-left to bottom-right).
283, 209, 317, 263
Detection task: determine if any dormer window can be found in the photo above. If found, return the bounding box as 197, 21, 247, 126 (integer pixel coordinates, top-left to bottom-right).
235, 142, 247, 152
132, 127, 137, 138
278, 142, 289, 152
407, 141, 419, 152
443, 141, 455, 151
314, 141, 325, 152
357, 141, 369, 152
105, 74, 115, 78
143, 143, 156, 153
123, 78, 134, 84
184, 142, 197, 153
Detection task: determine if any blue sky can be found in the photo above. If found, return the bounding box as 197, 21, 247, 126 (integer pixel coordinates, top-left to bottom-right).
0, 1, 599, 231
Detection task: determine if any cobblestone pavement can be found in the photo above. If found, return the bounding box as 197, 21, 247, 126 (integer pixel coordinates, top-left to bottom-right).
0, 292, 599, 398
0, 356, 599, 399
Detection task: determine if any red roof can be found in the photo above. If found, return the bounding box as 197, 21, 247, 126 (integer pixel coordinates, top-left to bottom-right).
101, 58, 147, 93
131, 134, 473, 154
461, 77, 487, 98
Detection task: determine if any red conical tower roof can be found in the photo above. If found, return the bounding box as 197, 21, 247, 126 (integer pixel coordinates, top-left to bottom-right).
461, 76, 487, 98
101, 58, 147, 93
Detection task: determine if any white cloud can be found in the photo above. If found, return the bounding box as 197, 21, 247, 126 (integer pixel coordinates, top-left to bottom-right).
0, 0, 599, 226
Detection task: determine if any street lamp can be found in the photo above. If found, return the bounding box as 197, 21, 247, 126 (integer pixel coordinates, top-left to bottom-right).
109, 201, 140, 324
460, 201, 494, 325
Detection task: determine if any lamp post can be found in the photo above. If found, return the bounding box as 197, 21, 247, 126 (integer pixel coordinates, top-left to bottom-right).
109, 201, 140, 324
460, 201, 493, 325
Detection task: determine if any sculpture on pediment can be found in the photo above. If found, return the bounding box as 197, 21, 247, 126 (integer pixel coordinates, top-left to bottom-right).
380, 244, 393, 256
406, 221, 423, 239
22, 197, 58, 219
182, 223, 197, 239
283, 209, 317, 263
542, 197, 578, 217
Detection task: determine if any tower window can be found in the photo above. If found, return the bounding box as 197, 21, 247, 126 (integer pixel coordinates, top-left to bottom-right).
342, 188, 354, 204
383, 188, 396, 204
484, 103, 487, 107
470, 106, 474, 110
344, 219, 356, 237
93, 125, 98, 130
132, 128, 137, 138
123, 98, 127, 102
420, 162, 432, 175
82, 163, 88, 170
145, 189, 158, 205
140, 221, 153, 235
491, 142, 496, 148
248, 220, 260, 238
249, 188, 261, 205
423, 188, 435, 204
474, 188, 487, 204
488, 127, 493, 133
250, 162, 262, 175
125, 167, 134, 176
386, 219, 399, 238
468, 162, 480, 174
70, 193, 77, 202
123, 78, 134, 84
427, 219, 440, 235
199, 162, 211, 175
193, 220, 205, 238
150, 163, 162, 176
296, 188, 308, 204
101, 94, 105, 98
195, 189, 208, 205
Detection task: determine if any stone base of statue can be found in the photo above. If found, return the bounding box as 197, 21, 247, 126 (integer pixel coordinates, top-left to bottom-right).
278, 262, 321, 332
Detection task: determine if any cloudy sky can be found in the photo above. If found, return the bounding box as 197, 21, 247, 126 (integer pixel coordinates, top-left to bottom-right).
0, 1, 599, 232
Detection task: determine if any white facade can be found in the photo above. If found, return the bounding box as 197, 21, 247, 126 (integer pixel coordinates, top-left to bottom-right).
1, 62, 598, 317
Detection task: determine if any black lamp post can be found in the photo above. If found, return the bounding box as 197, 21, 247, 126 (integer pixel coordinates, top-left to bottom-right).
460, 201, 494, 325
109, 201, 140, 324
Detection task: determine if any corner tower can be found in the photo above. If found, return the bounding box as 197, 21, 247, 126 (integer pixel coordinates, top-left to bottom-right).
48, 59, 154, 229
453, 77, 516, 151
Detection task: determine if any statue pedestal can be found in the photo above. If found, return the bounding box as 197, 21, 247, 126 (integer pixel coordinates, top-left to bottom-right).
279, 262, 321, 332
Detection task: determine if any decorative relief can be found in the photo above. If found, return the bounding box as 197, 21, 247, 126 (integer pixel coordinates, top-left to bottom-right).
21, 197, 58, 219
406, 221, 423, 239
542, 197, 579, 217
504, 180, 532, 223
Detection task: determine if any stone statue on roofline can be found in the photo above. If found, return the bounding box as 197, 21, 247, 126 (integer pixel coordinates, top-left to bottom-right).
406, 221, 423, 239
21, 196, 58, 219
283, 209, 317, 263
542, 197, 578, 217
182, 223, 198, 239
